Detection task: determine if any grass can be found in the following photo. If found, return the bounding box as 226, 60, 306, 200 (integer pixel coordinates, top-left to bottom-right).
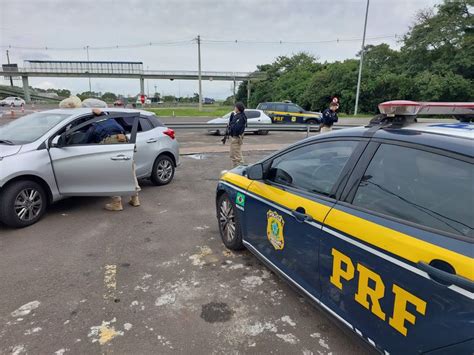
146, 105, 374, 119
147, 106, 233, 117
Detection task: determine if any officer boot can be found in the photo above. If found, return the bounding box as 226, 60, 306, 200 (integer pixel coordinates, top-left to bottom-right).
129, 195, 140, 207
105, 196, 123, 211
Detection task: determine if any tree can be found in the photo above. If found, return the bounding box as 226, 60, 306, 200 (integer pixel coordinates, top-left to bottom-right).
101, 92, 118, 102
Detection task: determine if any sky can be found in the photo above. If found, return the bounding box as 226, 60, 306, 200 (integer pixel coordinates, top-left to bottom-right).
0, 0, 441, 99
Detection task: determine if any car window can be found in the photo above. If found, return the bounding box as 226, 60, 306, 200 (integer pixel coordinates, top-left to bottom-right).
275, 104, 286, 112
287, 105, 301, 113
267, 140, 359, 196
65, 116, 129, 145
245, 110, 260, 119
258, 103, 267, 110
139, 117, 153, 131
147, 115, 164, 127
0, 112, 71, 144
353, 144, 474, 238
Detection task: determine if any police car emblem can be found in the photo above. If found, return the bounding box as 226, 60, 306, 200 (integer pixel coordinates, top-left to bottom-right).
267, 210, 285, 250
236, 193, 246, 208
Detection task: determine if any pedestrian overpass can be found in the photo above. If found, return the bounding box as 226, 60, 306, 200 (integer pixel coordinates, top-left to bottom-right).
1, 60, 265, 103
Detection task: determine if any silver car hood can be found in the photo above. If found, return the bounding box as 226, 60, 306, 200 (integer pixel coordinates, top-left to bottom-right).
0, 145, 22, 158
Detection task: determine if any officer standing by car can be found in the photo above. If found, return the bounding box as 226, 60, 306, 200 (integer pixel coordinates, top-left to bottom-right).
226, 102, 248, 168
320, 102, 339, 133
89, 108, 141, 211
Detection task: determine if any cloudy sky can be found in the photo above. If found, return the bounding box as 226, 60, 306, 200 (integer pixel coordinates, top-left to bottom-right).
0, 0, 440, 99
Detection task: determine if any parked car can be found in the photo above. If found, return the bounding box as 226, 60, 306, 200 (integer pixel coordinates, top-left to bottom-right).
216, 101, 474, 354
207, 109, 272, 136
203, 97, 215, 104
0, 97, 25, 107
113, 100, 125, 107
0, 108, 179, 228
257, 101, 321, 124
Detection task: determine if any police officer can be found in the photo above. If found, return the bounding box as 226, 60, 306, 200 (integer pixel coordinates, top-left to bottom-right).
320, 102, 339, 133
228, 102, 247, 168
89, 108, 141, 211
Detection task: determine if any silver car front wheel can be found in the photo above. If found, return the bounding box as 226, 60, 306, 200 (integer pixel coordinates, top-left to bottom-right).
0, 180, 47, 228
15, 188, 43, 222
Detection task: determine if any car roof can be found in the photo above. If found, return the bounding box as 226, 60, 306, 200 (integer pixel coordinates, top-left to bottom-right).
305, 123, 474, 157
40, 107, 154, 116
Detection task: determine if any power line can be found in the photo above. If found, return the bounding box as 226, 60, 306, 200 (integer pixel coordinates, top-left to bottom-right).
200, 35, 397, 45
0, 34, 398, 51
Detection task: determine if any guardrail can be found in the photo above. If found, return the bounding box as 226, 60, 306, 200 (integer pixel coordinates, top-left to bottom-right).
166, 123, 353, 136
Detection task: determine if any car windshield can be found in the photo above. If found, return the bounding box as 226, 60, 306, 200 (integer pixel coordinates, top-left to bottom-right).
0, 112, 71, 145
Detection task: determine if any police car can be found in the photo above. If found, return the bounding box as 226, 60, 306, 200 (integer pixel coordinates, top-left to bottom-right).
216, 101, 473, 354
257, 101, 321, 124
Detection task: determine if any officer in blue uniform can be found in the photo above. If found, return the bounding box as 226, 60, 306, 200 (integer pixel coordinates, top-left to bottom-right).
320, 102, 339, 133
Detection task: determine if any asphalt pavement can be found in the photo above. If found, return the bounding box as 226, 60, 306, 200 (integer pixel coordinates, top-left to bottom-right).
0, 143, 370, 354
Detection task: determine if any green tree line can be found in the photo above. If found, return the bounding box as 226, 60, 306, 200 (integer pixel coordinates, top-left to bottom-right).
237, 0, 473, 113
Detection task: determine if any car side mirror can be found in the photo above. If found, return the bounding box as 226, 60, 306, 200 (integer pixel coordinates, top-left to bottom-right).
299, 110, 303, 113
51, 133, 65, 148
247, 163, 264, 180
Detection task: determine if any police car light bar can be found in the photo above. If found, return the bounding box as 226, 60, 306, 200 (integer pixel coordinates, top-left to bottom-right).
379, 100, 474, 116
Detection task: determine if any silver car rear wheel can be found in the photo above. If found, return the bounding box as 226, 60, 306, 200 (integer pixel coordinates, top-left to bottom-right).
151, 155, 175, 186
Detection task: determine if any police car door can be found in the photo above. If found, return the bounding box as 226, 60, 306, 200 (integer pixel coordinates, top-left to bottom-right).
319, 141, 474, 354
244, 139, 362, 299
48, 113, 138, 196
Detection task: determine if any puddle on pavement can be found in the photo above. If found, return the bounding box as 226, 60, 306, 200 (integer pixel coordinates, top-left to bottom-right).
200, 302, 234, 323
186, 154, 208, 160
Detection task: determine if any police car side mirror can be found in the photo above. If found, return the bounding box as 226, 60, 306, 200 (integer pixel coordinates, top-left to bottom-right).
247, 164, 264, 180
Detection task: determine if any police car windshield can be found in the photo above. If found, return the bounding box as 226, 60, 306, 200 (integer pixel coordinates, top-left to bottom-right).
0, 112, 70, 145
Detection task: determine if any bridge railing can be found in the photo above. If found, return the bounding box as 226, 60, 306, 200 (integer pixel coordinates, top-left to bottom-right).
4, 67, 265, 79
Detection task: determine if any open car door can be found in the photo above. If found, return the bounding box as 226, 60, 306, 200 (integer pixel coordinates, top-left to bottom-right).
48, 113, 139, 196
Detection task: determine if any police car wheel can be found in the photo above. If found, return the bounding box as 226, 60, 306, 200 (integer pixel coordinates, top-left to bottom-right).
217, 193, 244, 250
306, 119, 318, 125
257, 130, 269, 135
151, 155, 175, 186
0, 180, 47, 228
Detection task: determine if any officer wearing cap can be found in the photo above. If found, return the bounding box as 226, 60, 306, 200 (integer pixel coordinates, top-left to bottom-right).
320, 102, 339, 133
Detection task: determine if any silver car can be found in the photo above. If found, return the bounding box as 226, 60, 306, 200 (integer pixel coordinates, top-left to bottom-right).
0, 108, 179, 228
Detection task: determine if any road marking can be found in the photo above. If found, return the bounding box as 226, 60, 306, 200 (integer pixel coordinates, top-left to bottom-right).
103, 264, 117, 301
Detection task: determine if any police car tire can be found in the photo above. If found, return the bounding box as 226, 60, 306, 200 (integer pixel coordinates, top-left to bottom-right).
151, 155, 175, 186
0, 180, 47, 228
306, 119, 318, 125
217, 193, 244, 250
258, 130, 269, 135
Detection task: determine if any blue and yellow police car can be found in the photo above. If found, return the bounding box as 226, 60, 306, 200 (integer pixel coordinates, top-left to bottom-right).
216, 101, 474, 354
256, 101, 322, 124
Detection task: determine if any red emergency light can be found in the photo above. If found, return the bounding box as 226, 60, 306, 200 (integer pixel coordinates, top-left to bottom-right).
379, 100, 474, 116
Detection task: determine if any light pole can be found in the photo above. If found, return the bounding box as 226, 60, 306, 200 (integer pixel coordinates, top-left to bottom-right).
196, 34, 203, 111
354, 0, 370, 116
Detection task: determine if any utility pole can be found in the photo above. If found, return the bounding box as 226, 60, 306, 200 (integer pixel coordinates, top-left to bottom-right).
86, 45, 92, 93
354, 0, 370, 116
6, 50, 13, 87
146, 66, 150, 97
197, 35, 203, 111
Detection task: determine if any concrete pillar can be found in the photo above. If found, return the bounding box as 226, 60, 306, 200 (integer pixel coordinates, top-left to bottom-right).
140, 77, 145, 95
247, 80, 251, 107
233, 78, 236, 104
22, 76, 31, 103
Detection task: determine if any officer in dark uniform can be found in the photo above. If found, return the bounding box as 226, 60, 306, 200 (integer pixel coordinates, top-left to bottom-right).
320, 102, 339, 133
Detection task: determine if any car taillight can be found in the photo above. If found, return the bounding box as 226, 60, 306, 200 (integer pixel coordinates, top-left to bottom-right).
163, 128, 175, 140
